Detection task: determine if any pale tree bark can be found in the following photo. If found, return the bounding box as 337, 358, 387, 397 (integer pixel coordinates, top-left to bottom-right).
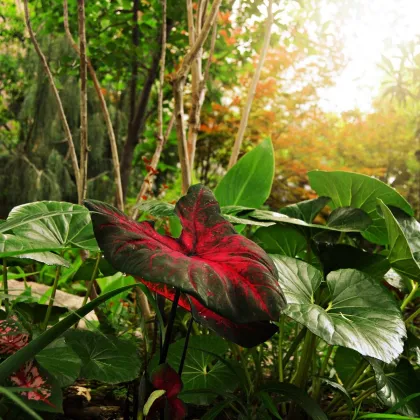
63, 0, 124, 211
78, 0, 88, 203
228, 0, 274, 169
131, 0, 172, 221
171, 0, 222, 194
23, 0, 81, 201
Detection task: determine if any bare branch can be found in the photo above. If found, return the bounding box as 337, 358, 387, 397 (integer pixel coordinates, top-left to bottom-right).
78, 0, 88, 203
131, 0, 170, 220
63, 0, 124, 211
228, 0, 274, 169
23, 0, 81, 199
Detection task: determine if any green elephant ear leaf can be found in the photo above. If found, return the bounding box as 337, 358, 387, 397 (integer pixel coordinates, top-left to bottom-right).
378, 200, 420, 281
253, 224, 308, 258
369, 358, 420, 417
0, 234, 69, 266
326, 207, 372, 231
1, 202, 98, 252
215, 138, 275, 208
308, 170, 413, 244
272, 256, 406, 362
279, 196, 331, 223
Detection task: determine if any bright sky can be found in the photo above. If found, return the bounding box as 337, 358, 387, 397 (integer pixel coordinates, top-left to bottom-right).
318, 0, 420, 113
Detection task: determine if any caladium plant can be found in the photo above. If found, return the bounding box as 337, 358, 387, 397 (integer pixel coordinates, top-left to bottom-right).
85, 184, 286, 347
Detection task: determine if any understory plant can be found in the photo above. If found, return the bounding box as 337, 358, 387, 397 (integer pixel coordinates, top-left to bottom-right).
0, 139, 419, 419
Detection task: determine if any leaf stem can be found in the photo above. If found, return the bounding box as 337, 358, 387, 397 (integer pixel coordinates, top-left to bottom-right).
313, 345, 334, 401
159, 289, 180, 364
42, 263, 62, 331
405, 306, 420, 325
401, 280, 418, 311
2, 259, 9, 314
278, 316, 284, 382
292, 329, 316, 388
282, 326, 306, 371
178, 316, 193, 376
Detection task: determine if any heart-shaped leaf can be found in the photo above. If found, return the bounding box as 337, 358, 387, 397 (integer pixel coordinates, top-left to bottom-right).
85, 184, 285, 325
214, 138, 274, 208
0, 234, 68, 266
272, 256, 406, 362
279, 196, 331, 223
36, 337, 81, 388
370, 358, 420, 417
308, 171, 413, 244
2, 202, 98, 252
64, 330, 141, 384
326, 207, 372, 231
334, 347, 363, 385
379, 200, 420, 281
253, 224, 307, 258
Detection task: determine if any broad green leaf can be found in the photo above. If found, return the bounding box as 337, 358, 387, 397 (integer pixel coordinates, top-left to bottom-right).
254, 224, 307, 258
259, 382, 327, 420
308, 170, 413, 244
279, 196, 331, 223
379, 200, 420, 281
97, 273, 136, 314
316, 244, 390, 279
36, 337, 81, 387
0, 234, 68, 266
222, 213, 274, 227
151, 335, 237, 405
215, 138, 274, 208
14, 302, 68, 325
334, 347, 363, 385
0, 283, 155, 383
250, 209, 369, 233
3, 202, 98, 252
326, 207, 372, 231
65, 330, 141, 384
319, 377, 354, 408
272, 256, 406, 362
370, 358, 420, 417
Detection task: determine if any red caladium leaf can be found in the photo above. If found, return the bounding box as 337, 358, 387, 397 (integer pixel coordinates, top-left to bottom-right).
85, 184, 285, 323
142, 281, 278, 348
10, 361, 52, 404
0, 318, 29, 355
148, 363, 186, 420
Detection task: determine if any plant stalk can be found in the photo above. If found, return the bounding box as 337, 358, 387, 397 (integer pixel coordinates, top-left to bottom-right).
292, 329, 316, 389
401, 280, 419, 311
282, 326, 306, 370
42, 263, 62, 330
178, 316, 193, 376
159, 289, 181, 364
405, 306, 420, 325
2, 259, 9, 314
312, 345, 334, 401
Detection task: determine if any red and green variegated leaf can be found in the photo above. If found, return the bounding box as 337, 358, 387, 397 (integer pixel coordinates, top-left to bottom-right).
85, 185, 285, 324
141, 280, 278, 348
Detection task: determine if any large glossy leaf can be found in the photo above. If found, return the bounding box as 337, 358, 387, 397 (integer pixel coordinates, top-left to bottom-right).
334, 347, 363, 384
85, 184, 285, 325
279, 196, 331, 223
272, 256, 406, 362
36, 337, 81, 387
326, 207, 372, 231
379, 201, 420, 281
308, 171, 413, 244
151, 335, 238, 405
214, 138, 274, 208
370, 358, 420, 417
254, 224, 307, 258
316, 244, 390, 279
0, 234, 68, 266
64, 330, 141, 384
2, 202, 98, 252
135, 200, 176, 217
250, 208, 370, 233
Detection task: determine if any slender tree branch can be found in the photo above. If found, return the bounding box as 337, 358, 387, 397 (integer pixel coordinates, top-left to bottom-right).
172, 0, 222, 194
63, 0, 124, 210
228, 0, 274, 169
131, 0, 171, 221
78, 0, 88, 203
23, 0, 81, 199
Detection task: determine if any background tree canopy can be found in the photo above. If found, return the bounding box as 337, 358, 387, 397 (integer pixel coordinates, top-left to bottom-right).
1, 0, 419, 217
